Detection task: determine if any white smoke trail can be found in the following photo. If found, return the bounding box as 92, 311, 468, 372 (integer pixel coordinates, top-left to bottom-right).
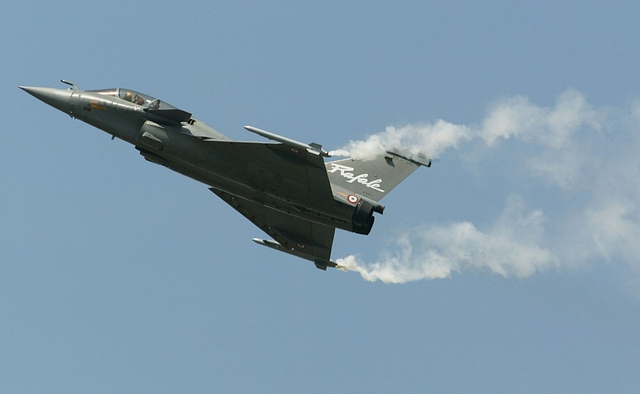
332, 89, 603, 163
333, 90, 640, 283
329, 120, 472, 160
336, 195, 560, 282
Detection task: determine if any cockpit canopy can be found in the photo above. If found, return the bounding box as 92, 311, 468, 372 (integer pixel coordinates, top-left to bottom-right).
88, 88, 192, 124
88, 88, 180, 111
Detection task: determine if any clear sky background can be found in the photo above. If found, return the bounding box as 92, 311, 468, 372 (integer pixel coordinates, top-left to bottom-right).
2, 1, 640, 393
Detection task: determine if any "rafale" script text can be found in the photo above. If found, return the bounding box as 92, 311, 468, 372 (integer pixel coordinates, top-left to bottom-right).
327, 163, 385, 192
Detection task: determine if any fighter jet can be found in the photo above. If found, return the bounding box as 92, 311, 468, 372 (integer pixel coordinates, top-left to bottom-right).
21, 80, 430, 270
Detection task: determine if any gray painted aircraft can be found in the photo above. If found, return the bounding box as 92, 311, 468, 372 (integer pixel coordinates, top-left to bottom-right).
21, 81, 430, 270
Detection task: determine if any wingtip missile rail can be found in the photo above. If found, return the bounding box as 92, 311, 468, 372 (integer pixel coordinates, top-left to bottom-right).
251, 238, 339, 271
244, 125, 330, 157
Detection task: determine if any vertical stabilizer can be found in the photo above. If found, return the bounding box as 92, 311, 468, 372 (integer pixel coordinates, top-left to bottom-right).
325, 151, 429, 201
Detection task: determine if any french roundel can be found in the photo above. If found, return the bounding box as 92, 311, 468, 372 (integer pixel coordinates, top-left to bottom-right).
347, 194, 359, 204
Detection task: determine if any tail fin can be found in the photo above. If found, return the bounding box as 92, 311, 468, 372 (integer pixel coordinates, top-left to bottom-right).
325, 151, 430, 202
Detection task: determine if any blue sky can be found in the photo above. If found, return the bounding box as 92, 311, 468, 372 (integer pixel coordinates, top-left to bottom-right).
2, 1, 640, 392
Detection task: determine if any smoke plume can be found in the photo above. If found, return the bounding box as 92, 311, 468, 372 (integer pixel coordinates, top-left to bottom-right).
334, 90, 640, 283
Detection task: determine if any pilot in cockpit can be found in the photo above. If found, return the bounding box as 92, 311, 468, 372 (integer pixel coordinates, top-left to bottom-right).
132, 94, 145, 105
122, 91, 145, 105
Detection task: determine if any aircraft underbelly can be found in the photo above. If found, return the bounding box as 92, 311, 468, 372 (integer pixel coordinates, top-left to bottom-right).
146, 149, 356, 232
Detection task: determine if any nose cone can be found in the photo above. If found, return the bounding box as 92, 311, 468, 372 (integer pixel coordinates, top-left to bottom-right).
20, 86, 72, 114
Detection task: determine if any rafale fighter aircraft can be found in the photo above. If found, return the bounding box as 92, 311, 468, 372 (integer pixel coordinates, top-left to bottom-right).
21, 80, 430, 270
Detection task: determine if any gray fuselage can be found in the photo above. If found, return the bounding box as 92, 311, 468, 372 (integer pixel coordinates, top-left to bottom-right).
40, 87, 362, 234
